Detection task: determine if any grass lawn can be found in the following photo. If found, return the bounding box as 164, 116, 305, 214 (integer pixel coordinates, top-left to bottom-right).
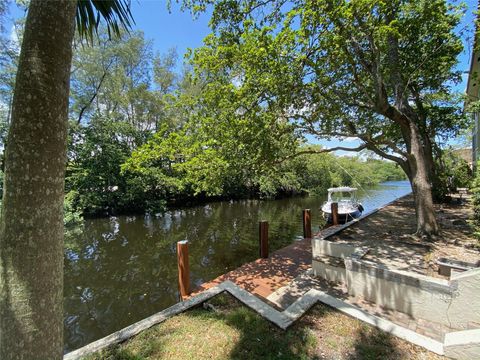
85, 293, 444, 360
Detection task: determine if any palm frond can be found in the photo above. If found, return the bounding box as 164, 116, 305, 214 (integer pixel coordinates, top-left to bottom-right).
76, 0, 135, 42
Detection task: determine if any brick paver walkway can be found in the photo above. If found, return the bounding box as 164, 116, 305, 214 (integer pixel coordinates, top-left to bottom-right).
190, 205, 377, 299
190, 236, 314, 299
190, 202, 376, 299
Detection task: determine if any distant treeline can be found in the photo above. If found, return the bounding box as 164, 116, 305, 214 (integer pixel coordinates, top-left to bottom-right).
64, 118, 406, 216
0, 28, 406, 217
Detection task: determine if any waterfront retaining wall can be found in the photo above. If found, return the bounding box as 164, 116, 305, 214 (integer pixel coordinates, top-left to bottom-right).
312, 238, 480, 359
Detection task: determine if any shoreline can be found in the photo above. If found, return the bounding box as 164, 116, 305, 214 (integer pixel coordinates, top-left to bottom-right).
64, 191, 479, 359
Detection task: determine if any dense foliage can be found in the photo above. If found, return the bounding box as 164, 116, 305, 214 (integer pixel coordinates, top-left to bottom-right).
66, 121, 407, 215
0, 17, 421, 219
58, 28, 406, 216
181, 0, 472, 236
471, 166, 480, 242
433, 149, 472, 199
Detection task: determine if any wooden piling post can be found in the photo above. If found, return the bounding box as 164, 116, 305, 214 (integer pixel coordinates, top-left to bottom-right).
259, 220, 269, 258
331, 202, 339, 225
303, 209, 312, 239
177, 240, 190, 300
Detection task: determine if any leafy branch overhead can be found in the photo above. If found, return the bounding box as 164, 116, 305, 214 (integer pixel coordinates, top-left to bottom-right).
76, 0, 135, 42
180, 0, 470, 235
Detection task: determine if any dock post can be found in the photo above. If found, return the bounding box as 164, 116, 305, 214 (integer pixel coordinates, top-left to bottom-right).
331, 202, 339, 225
177, 240, 190, 300
259, 220, 269, 258
303, 209, 312, 239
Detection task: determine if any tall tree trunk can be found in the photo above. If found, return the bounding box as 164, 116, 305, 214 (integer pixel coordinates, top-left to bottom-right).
406, 123, 439, 236
383, 19, 438, 237
0, 1, 77, 359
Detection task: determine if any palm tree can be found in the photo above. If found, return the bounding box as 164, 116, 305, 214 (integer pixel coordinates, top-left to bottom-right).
0, 1, 133, 358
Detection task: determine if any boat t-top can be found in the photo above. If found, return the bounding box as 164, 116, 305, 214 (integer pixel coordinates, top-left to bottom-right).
321, 187, 364, 224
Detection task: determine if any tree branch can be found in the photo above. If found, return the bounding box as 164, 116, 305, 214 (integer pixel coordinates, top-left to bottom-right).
276, 143, 368, 164
77, 60, 113, 124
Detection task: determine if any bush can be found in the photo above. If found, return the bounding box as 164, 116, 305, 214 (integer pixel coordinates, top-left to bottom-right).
471, 164, 480, 233
432, 150, 473, 201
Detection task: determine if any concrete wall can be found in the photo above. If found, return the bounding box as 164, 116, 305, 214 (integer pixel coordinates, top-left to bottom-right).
311, 238, 480, 330
345, 259, 454, 327
313, 259, 480, 359
312, 229, 480, 359
345, 260, 480, 330
448, 269, 480, 329
312, 239, 359, 258
312, 259, 346, 284
444, 328, 480, 360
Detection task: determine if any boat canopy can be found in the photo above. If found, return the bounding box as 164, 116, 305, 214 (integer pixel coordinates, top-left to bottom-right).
327, 187, 357, 193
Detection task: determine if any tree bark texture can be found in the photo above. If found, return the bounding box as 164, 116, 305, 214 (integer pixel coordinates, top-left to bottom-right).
383, 111, 439, 236
0, 1, 77, 359
379, 30, 439, 236
403, 122, 439, 236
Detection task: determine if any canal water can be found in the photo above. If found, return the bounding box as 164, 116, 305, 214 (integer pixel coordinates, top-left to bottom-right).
64, 180, 411, 352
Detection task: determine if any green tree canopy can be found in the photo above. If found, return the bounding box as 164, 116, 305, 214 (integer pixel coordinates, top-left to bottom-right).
181, 0, 469, 235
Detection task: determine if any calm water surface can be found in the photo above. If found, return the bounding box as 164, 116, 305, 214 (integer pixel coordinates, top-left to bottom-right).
64, 180, 411, 352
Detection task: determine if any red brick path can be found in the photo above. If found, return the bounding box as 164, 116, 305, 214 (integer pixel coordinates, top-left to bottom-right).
190, 237, 314, 299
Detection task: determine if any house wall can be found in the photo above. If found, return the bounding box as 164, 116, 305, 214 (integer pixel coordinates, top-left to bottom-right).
473, 113, 476, 166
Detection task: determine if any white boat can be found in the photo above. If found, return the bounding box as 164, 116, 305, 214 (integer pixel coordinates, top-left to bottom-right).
321, 187, 364, 224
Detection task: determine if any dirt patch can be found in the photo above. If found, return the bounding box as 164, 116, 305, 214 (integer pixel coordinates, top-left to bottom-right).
326, 195, 480, 278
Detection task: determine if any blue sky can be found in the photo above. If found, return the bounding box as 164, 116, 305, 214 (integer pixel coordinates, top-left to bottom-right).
126, 0, 480, 153
6, 0, 479, 153
130, 1, 212, 58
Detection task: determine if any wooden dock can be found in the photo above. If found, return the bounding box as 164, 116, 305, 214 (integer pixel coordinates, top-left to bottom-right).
190, 236, 313, 300
189, 196, 408, 300
188, 222, 356, 300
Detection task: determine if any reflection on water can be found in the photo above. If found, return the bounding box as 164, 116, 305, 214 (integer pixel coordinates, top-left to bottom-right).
64, 180, 411, 352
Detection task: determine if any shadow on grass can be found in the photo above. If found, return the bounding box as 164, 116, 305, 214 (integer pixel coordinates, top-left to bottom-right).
86, 292, 318, 360
86, 293, 430, 360
292, 303, 425, 360
86, 346, 144, 360
347, 325, 400, 360
189, 293, 319, 360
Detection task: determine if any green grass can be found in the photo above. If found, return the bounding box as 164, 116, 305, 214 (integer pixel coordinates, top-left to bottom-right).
85, 293, 443, 360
